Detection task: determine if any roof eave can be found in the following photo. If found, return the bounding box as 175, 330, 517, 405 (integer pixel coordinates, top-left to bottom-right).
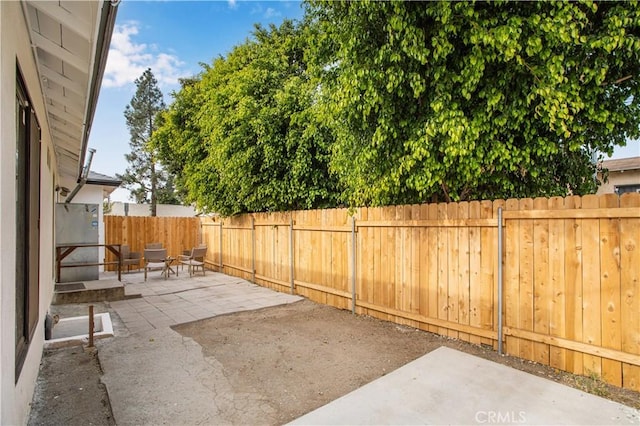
77, 1, 119, 180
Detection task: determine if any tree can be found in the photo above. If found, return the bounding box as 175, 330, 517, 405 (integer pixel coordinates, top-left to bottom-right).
119, 68, 180, 216
153, 21, 341, 216
305, 1, 640, 206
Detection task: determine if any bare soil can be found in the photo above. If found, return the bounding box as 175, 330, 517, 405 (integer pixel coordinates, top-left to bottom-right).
28, 346, 114, 426
173, 299, 640, 425
30, 298, 639, 425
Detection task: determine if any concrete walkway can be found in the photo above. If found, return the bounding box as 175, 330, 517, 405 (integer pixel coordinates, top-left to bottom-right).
290, 347, 640, 425
97, 270, 302, 425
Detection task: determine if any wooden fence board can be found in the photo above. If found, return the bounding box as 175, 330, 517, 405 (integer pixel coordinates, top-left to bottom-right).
518, 198, 535, 362
427, 203, 439, 334
480, 200, 495, 347
458, 201, 471, 343
564, 196, 584, 375
418, 204, 429, 329
620, 193, 640, 391
493, 199, 505, 349
372, 207, 383, 316
437, 202, 449, 336
504, 198, 520, 357
468, 201, 482, 344
410, 204, 421, 321
447, 202, 460, 339
582, 194, 603, 377
533, 197, 551, 364
549, 196, 567, 371
394, 206, 403, 320
385, 206, 397, 322
600, 194, 623, 386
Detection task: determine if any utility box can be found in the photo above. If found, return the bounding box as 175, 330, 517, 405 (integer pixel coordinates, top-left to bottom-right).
55, 203, 99, 282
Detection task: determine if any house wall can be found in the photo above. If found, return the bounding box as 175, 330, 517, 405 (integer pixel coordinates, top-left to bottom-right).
0, 2, 57, 423
596, 169, 640, 195
107, 202, 197, 217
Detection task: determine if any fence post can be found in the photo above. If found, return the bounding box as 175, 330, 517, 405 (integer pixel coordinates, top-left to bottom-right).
497, 207, 504, 355
88, 304, 94, 348
219, 221, 223, 273
351, 215, 357, 314
290, 214, 295, 294
251, 216, 256, 283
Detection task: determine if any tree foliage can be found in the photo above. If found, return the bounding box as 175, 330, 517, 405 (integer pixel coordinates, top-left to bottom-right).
153, 21, 341, 216
119, 68, 180, 215
306, 0, 640, 205
155, 2, 640, 214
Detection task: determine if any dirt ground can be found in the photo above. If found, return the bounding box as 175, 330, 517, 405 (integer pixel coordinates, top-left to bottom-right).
28, 346, 114, 426
174, 299, 640, 424
30, 299, 639, 425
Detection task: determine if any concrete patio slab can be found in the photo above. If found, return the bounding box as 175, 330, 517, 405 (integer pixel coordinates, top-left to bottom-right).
289, 346, 640, 425
97, 270, 303, 425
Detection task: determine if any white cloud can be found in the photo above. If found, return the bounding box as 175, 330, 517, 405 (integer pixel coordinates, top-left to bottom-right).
228, 0, 237, 9
264, 7, 281, 19
249, 3, 281, 19
103, 21, 187, 89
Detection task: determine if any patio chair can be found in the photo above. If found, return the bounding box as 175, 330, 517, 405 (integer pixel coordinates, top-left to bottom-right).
143, 248, 168, 281
145, 242, 163, 249
120, 244, 141, 273
178, 246, 207, 277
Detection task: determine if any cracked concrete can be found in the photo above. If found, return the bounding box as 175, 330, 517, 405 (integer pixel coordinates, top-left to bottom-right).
99, 328, 233, 425
94, 270, 302, 425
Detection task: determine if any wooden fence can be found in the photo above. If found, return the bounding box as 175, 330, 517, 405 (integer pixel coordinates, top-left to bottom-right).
198, 193, 640, 390
103, 216, 201, 269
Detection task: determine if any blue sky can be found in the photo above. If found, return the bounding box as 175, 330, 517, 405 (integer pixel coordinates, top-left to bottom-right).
89, 0, 304, 201
90, 1, 639, 202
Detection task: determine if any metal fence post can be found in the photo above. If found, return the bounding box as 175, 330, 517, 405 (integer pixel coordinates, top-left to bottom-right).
251, 216, 256, 283
290, 214, 295, 294
497, 207, 504, 355
351, 215, 357, 314
219, 221, 223, 273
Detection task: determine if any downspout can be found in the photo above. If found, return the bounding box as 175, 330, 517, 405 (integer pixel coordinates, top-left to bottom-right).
65, 148, 95, 203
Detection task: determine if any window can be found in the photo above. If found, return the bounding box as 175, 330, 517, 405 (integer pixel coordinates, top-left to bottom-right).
15, 68, 41, 380
614, 184, 640, 195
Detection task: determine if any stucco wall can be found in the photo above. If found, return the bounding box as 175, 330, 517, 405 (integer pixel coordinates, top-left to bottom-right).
107, 202, 197, 217
0, 2, 57, 423
596, 169, 640, 195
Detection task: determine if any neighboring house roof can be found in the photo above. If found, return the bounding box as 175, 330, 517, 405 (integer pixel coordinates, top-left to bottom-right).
601, 156, 640, 172
21, 0, 118, 180
86, 171, 122, 187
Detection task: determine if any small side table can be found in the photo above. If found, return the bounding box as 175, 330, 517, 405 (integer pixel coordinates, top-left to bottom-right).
164, 257, 176, 278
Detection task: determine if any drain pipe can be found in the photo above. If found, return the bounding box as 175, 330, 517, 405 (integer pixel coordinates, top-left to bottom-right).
497, 207, 504, 355
66, 148, 96, 203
